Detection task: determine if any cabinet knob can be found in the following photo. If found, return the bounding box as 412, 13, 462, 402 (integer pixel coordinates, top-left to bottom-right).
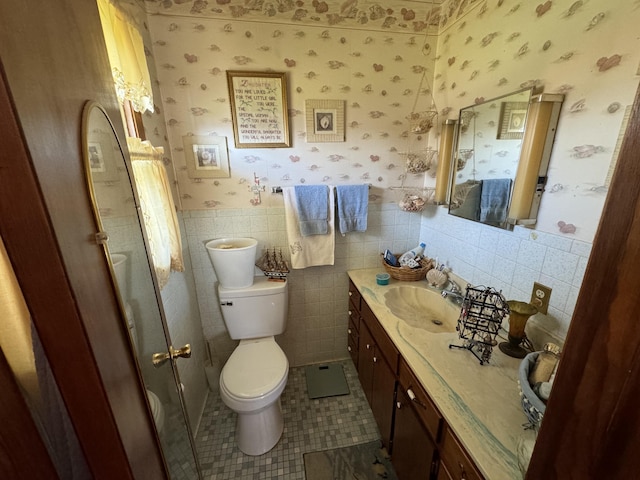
458, 462, 467, 479
396, 401, 402, 409
373, 355, 378, 363
347, 346, 351, 352
366, 343, 371, 350
348, 291, 353, 297
348, 310, 352, 316
348, 328, 352, 334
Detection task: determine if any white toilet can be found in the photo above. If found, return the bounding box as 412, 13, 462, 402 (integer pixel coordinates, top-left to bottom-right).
218, 276, 289, 456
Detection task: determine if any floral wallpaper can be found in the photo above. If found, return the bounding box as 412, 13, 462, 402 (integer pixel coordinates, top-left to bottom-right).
143, 1, 443, 213
433, 0, 640, 241
139, 0, 640, 243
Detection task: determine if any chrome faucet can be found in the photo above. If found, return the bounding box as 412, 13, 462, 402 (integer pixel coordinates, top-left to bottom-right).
441, 281, 464, 305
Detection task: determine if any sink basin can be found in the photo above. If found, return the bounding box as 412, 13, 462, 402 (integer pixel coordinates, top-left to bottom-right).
384, 286, 460, 333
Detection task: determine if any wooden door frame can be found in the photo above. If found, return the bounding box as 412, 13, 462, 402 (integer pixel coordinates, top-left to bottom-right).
527, 83, 640, 477
0, 60, 165, 479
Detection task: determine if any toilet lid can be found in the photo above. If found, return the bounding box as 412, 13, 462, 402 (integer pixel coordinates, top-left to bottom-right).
222, 340, 288, 399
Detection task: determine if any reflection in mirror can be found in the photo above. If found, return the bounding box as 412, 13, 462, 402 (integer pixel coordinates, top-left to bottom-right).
81, 101, 201, 478
448, 88, 533, 229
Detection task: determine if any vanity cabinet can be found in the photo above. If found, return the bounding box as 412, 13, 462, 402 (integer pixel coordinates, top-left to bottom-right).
438, 425, 483, 480
347, 285, 360, 368
357, 300, 398, 451
393, 387, 438, 480
347, 279, 487, 480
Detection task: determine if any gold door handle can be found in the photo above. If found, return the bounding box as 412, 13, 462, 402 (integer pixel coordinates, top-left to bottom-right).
152, 344, 192, 367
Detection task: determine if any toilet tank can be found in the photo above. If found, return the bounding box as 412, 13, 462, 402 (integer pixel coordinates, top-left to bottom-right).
218, 277, 288, 340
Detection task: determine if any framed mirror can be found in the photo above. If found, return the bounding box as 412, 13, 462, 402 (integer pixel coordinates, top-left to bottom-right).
81, 101, 202, 478
448, 88, 534, 229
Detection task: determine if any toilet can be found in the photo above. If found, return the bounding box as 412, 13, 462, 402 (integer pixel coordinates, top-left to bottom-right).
218, 276, 289, 456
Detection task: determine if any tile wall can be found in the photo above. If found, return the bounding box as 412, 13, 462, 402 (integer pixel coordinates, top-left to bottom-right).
185, 203, 421, 366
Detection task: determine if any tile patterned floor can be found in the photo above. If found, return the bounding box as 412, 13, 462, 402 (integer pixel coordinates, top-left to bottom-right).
195, 358, 381, 479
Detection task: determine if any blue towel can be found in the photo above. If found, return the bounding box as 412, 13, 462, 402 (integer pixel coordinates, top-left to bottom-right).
294, 185, 329, 236
336, 185, 369, 235
479, 178, 512, 225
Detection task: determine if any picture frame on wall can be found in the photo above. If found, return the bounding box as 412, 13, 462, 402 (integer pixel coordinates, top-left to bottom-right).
182, 135, 230, 178
87, 132, 119, 182
497, 101, 528, 140
305, 99, 345, 143
226, 70, 291, 148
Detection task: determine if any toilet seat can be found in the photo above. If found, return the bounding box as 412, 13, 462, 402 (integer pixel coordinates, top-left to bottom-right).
221, 338, 288, 399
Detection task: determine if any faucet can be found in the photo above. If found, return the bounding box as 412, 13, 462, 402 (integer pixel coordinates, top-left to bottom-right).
441, 281, 465, 305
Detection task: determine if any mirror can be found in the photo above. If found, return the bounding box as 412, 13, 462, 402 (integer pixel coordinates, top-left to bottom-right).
82, 102, 201, 478
448, 88, 534, 229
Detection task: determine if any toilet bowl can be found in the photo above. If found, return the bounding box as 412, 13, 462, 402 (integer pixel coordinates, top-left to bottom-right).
217, 276, 290, 455
146, 388, 165, 435
219, 337, 288, 455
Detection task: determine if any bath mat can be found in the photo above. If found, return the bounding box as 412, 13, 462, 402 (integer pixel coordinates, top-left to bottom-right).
305, 363, 349, 399
303, 440, 397, 480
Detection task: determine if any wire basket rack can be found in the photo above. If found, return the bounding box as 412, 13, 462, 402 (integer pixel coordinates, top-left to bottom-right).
449, 285, 509, 365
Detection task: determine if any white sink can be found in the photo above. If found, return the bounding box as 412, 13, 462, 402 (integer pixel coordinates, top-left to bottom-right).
384, 285, 460, 333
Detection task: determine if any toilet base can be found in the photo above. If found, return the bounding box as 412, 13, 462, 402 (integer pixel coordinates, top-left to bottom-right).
236, 398, 284, 456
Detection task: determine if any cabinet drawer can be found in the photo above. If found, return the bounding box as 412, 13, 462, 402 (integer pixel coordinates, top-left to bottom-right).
361, 300, 399, 373
398, 357, 443, 442
347, 334, 358, 367
348, 300, 360, 333
348, 279, 361, 311
348, 315, 359, 341
440, 426, 484, 480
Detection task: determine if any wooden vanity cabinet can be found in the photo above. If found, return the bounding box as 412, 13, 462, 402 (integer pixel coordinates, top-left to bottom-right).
357, 300, 399, 451
393, 387, 438, 480
347, 280, 485, 480
438, 425, 484, 480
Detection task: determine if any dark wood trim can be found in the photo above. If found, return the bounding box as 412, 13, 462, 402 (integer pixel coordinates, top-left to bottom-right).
0, 59, 135, 480
0, 0, 167, 476
527, 79, 640, 478
0, 347, 59, 479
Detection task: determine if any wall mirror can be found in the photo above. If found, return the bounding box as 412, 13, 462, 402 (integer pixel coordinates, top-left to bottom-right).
81, 101, 202, 478
448, 88, 534, 229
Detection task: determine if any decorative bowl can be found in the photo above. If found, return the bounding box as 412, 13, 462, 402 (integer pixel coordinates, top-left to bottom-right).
518, 352, 546, 429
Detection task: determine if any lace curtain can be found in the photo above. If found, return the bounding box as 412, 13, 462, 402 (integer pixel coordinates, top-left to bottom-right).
127, 138, 184, 289
97, 0, 154, 113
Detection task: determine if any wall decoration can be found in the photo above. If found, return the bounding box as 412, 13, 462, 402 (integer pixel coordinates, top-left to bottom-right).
305, 99, 346, 143
182, 135, 230, 178
226, 70, 290, 148
497, 101, 528, 139
87, 131, 119, 182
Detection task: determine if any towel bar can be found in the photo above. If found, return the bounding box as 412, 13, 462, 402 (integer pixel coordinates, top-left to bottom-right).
271, 184, 371, 194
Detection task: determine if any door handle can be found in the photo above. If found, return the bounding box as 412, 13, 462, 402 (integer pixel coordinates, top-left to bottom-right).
152, 344, 192, 367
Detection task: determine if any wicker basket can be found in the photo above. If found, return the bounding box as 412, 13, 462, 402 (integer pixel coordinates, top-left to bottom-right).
518, 352, 546, 429
382, 254, 433, 281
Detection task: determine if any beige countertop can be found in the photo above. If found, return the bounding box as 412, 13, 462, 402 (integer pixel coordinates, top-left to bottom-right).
348, 268, 537, 480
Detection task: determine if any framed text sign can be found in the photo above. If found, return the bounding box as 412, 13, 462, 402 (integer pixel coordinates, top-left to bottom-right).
226, 71, 291, 148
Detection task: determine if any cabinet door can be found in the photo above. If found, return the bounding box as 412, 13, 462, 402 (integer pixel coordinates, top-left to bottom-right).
371, 352, 396, 451
357, 322, 375, 405
393, 388, 437, 480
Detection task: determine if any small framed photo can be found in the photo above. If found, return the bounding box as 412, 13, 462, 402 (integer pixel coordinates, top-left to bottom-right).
305, 99, 345, 142
182, 135, 230, 178
497, 101, 529, 139
86, 132, 119, 182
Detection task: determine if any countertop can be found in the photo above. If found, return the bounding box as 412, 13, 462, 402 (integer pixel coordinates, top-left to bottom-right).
348, 268, 537, 480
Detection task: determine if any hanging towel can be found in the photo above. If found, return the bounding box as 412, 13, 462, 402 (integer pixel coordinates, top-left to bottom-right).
284, 186, 335, 269
336, 185, 369, 235
294, 185, 329, 236
479, 178, 512, 226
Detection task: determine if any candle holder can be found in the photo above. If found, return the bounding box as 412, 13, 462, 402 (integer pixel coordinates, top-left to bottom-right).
499, 300, 537, 358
